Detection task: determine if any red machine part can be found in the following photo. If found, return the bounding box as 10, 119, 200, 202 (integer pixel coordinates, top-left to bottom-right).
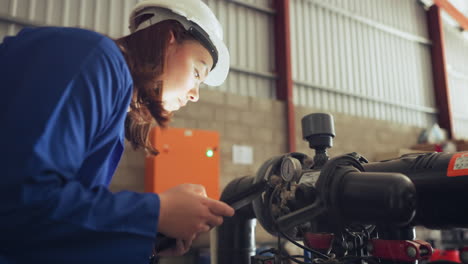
303, 233, 334, 253
429, 247, 468, 264
430, 249, 460, 263
369, 239, 433, 262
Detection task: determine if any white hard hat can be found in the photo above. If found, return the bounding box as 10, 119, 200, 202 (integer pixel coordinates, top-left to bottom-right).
129, 0, 230, 87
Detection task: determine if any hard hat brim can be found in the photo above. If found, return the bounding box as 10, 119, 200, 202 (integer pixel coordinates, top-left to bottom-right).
204, 34, 229, 87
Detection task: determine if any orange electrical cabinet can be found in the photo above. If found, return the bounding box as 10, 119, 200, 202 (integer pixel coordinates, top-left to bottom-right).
145, 127, 220, 199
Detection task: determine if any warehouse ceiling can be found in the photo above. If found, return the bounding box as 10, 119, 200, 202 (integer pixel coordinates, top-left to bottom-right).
449, 0, 468, 17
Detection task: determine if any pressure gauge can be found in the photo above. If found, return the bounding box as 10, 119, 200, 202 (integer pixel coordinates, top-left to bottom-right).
280, 157, 302, 182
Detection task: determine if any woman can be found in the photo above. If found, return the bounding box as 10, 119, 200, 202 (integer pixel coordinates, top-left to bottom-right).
0, 0, 233, 263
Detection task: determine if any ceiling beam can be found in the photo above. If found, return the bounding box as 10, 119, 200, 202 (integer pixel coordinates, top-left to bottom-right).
434, 0, 468, 30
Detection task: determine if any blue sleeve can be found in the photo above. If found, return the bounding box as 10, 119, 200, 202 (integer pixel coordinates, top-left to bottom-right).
0, 28, 159, 263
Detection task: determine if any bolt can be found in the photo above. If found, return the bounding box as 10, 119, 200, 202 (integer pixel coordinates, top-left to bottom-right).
420, 248, 429, 256
406, 246, 417, 258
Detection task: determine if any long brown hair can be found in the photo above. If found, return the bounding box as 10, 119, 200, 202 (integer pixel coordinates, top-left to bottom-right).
115, 20, 196, 155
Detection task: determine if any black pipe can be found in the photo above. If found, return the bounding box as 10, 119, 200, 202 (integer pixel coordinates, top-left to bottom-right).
217, 217, 256, 264
364, 152, 468, 229
217, 176, 257, 264
314, 153, 417, 228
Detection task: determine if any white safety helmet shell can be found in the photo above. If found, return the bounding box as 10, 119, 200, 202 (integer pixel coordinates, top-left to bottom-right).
129, 0, 230, 87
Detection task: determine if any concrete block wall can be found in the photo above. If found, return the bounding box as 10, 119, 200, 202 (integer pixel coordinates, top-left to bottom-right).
110, 89, 423, 246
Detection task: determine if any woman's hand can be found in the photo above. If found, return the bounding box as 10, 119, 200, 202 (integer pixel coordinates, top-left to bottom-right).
157, 184, 235, 241
157, 239, 193, 257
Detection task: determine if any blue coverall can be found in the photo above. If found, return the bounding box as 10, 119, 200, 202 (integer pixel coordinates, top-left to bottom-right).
0, 27, 160, 264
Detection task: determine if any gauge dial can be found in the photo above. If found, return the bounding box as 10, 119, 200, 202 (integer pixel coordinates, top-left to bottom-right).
280, 157, 302, 182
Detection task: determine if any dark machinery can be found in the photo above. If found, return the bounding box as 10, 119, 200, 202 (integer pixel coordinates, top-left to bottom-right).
217, 113, 468, 264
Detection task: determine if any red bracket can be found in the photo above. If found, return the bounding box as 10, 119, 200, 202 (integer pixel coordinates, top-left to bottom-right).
369, 239, 433, 262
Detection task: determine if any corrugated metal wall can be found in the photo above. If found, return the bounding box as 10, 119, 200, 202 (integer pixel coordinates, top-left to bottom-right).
291, 0, 437, 128
0, 0, 276, 99
443, 23, 468, 139
202, 0, 276, 98
0, 0, 138, 37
